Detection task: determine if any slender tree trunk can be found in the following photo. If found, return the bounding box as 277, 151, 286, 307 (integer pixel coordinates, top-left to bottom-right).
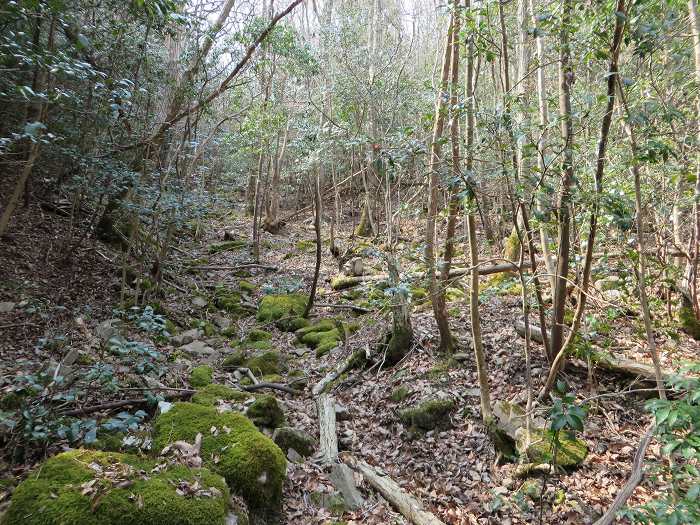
549, 0, 576, 359
465, 0, 493, 423
426, 12, 455, 353
304, 170, 323, 318
687, 0, 700, 316
540, 0, 627, 398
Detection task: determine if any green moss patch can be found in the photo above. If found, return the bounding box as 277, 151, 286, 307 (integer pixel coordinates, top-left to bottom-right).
257, 294, 308, 331
208, 240, 248, 254
153, 403, 286, 519
246, 395, 285, 428
295, 320, 343, 357
238, 280, 256, 294
518, 429, 588, 468
190, 365, 213, 388
272, 427, 315, 457
3, 449, 229, 525
214, 286, 254, 318
398, 398, 456, 431
192, 384, 253, 406
245, 351, 283, 376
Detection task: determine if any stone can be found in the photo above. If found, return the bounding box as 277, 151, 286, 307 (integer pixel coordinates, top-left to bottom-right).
329, 463, 364, 510
173, 328, 201, 347
0, 301, 15, 314
95, 318, 122, 342
453, 352, 469, 362
398, 398, 456, 431
192, 296, 209, 308
335, 402, 351, 421
287, 448, 304, 463
272, 427, 315, 457
180, 340, 216, 357
213, 315, 232, 330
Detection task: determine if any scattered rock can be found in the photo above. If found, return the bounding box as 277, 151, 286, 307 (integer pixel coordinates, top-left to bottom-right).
335, 401, 351, 421
272, 427, 315, 457
246, 395, 285, 429
286, 448, 304, 463
453, 352, 469, 362
172, 328, 201, 347
329, 463, 365, 510
192, 296, 209, 308
398, 398, 456, 431
95, 318, 122, 342
180, 340, 216, 357
0, 301, 16, 314
213, 316, 232, 331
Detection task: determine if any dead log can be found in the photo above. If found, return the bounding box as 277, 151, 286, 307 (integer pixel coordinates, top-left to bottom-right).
342, 453, 446, 525
515, 322, 675, 383
331, 262, 532, 290
316, 393, 339, 465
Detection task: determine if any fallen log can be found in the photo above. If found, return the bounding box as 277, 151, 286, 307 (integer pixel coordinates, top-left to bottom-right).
242, 382, 299, 395
342, 453, 446, 525
61, 391, 193, 417
331, 262, 532, 290
316, 393, 339, 465
514, 321, 674, 383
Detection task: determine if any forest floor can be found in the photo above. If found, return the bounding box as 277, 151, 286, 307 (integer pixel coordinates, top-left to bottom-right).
1, 195, 698, 524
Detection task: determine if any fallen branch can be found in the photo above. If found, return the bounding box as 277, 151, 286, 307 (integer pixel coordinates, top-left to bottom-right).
242, 382, 299, 395
331, 262, 532, 290
60, 391, 193, 417
593, 423, 655, 525
188, 263, 278, 272
342, 453, 446, 525
314, 302, 372, 313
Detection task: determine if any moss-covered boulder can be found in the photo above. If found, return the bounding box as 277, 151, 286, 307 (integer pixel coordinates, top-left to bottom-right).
518, 429, 588, 468
246, 351, 283, 376
222, 350, 248, 369
2, 449, 229, 525
246, 395, 285, 428
256, 294, 308, 331
272, 427, 315, 457
190, 365, 213, 388
398, 398, 456, 431
192, 384, 253, 406
247, 329, 272, 342
153, 403, 286, 522
208, 240, 248, 254
295, 320, 343, 357
214, 286, 254, 318
239, 280, 256, 294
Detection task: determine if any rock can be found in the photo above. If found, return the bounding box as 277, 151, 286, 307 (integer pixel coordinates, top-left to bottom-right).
153, 402, 286, 523
2, 449, 229, 525
272, 427, 315, 457
0, 301, 15, 314
180, 340, 216, 357
398, 398, 456, 431
191, 384, 253, 407
602, 289, 623, 302
453, 352, 469, 362
291, 346, 309, 357
173, 328, 201, 346
213, 315, 232, 330
192, 296, 209, 308
335, 401, 351, 421
256, 294, 307, 331
286, 448, 304, 463
329, 463, 364, 510
246, 395, 285, 429
95, 318, 122, 342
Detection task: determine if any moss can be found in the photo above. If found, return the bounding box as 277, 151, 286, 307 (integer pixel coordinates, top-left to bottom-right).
410, 286, 429, 303
354, 206, 373, 237
272, 427, 315, 457
239, 280, 256, 294
503, 228, 521, 261
680, 305, 700, 340
295, 321, 343, 357
296, 319, 337, 337
222, 325, 238, 338
383, 325, 413, 366
222, 350, 248, 369
202, 322, 216, 337
261, 374, 284, 383
246, 395, 285, 428
445, 287, 465, 302
519, 429, 588, 467
3, 449, 229, 525
390, 386, 411, 403
330, 275, 362, 291
398, 398, 456, 431
295, 240, 316, 252
153, 403, 286, 518
190, 365, 213, 388
242, 340, 272, 351
256, 294, 308, 331
192, 384, 253, 406
208, 240, 248, 254
245, 351, 283, 376
213, 287, 255, 319
286, 317, 310, 331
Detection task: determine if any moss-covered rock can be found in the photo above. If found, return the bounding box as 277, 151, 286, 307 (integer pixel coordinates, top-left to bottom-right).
153, 403, 286, 521
190, 365, 213, 388
295, 320, 343, 357
241, 339, 273, 351
398, 398, 456, 431
246, 395, 285, 428
239, 280, 256, 294
272, 427, 315, 457
256, 294, 308, 331
390, 386, 411, 403
3, 449, 229, 525
222, 350, 248, 369
192, 384, 253, 406
285, 317, 310, 331
247, 329, 272, 342
330, 275, 362, 291
518, 429, 588, 468
214, 287, 254, 318
245, 351, 283, 376
382, 325, 413, 366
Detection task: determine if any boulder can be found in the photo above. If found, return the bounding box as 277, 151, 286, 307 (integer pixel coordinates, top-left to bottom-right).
180, 340, 216, 358
0, 301, 16, 314
153, 403, 286, 523
256, 294, 307, 331
398, 398, 456, 431
173, 328, 201, 347
272, 427, 315, 457
246, 395, 285, 429
2, 449, 229, 525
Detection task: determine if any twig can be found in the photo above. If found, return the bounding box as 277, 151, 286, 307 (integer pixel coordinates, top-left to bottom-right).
60, 391, 193, 416
314, 302, 372, 313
